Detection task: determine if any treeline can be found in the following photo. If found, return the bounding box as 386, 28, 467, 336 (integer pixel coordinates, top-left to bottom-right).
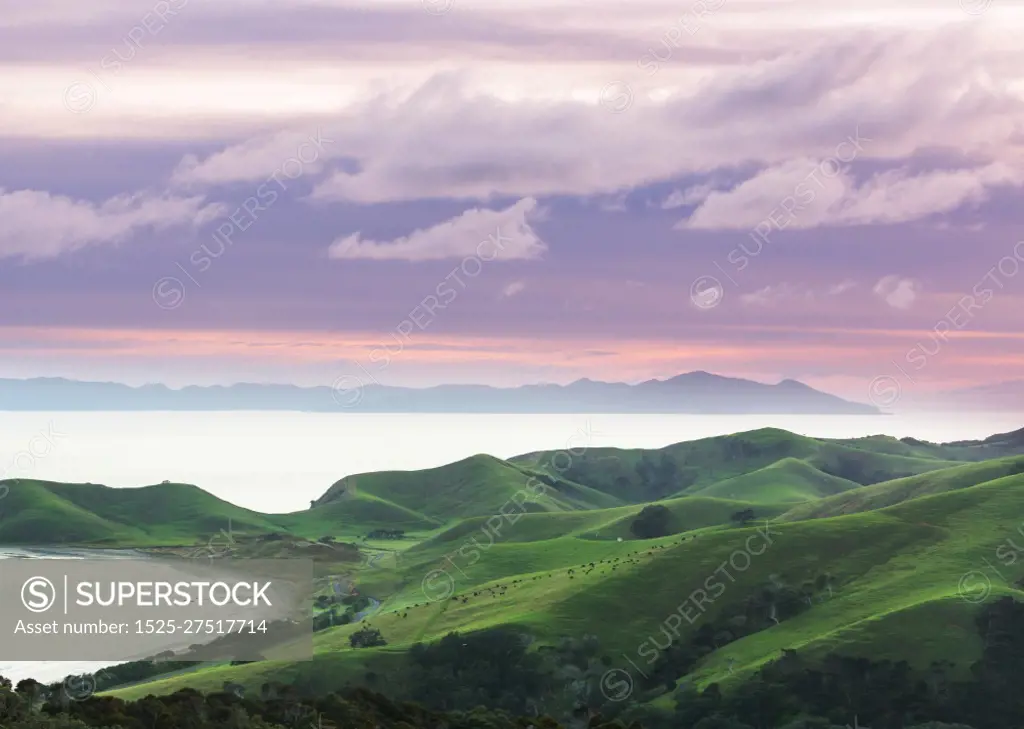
91, 657, 201, 693
635, 596, 1024, 729
312, 593, 372, 631
0, 682, 597, 729
638, 575, 834, 693
365, 529, 405, 539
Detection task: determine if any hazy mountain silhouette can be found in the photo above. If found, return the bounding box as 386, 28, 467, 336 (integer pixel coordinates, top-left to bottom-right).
0, 372, 878, 413
943, 380, 1024, 410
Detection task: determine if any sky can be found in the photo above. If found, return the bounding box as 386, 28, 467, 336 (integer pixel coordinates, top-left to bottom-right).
1, 0, 1023, 404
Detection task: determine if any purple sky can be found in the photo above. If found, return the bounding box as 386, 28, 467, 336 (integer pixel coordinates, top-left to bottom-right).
2, 0, 1023, 402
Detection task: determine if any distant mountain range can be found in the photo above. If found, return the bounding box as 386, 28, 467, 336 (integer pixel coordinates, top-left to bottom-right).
942, 380, 1024, 410
0, 372, 879, 414
890, 380, 1024, 412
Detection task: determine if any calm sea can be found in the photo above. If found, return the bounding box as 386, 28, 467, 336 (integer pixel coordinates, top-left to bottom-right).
2, 411, 1023, 514
0, 548, 144, 684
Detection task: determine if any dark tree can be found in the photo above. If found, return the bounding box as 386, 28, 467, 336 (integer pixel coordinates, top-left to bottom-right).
630, 505, 673, 539
349, 627, 387, 648
730, 508, 756, 526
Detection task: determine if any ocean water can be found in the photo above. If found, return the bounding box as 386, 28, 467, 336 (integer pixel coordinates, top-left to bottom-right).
2, 411, 1022, 514
0, 548, 144, 685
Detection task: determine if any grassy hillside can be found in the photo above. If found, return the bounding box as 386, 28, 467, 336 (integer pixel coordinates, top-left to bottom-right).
10, 422, 1024, 723
690, 457, 861, 503
314, 454, 622, 518
407, 495, 789, 547
825, 426, 1024, 462
578, 496, 792, 539
0, 480, 283, 545
6, 425, 1002, 547
779, 455, 1024, 522
510, 428, 829, 502
107, 468, 1024, 706
0, 479, 438, 545
276, 492, 441, 534
684, 471, 1024, 688
513, 427, 966, 504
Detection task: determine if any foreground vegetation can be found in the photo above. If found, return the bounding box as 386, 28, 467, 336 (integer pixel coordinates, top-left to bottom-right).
5, 598, 1022, 729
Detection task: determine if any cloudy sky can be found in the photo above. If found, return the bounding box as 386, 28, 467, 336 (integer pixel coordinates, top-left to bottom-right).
2, 0, 1023, 403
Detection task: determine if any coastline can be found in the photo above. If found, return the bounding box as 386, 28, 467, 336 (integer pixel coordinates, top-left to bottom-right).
0, 546, 153, 559
0, 546, 158, 684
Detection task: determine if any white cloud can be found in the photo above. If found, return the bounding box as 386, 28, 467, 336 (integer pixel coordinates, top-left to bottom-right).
661, 184, 714, 209
829, 163, 1023, 226
828, 280, 858, 295
599, 192, 629, 212
0, 189, 224, 261
172, 128, 334, 188
873, 275, 921, 309
164, 27, 1024, 212
741, 281, 859, 306
679, 158, 852, 230
328, 197, 546, 262
501, 281, 527, 298
740, 283, 815, 307
678, 160, 1024, 232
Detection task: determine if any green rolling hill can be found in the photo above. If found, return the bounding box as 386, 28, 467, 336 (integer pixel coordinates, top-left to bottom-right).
6, 423, 1024, 728
512, 427, 971, 504
313, 453, 623, 518
6, 426, 1020, 547
0, 480, 281, 545
579, 496, 793, 540
689, 457, 861, 503
105, 466, 1024, 711
824, 427, 1024, 462
779, 454, 1024, 522
0, 479, 439, 546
